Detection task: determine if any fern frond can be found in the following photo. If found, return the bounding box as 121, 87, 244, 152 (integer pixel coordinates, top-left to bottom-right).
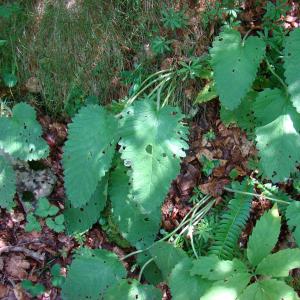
209, 179, 253, 259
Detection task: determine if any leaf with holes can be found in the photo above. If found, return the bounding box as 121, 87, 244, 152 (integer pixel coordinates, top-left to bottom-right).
286, 201, 300, 246
247, 205, 281, 267
284, 28, 300, 113
104, 279, 162, 300
0, 156, 16, 209
109, 161, 161, 249
62, 248, 126, 300
256, 113, 300, 182
210, 29, 265, 110
63, 105, 118, 207
118, 99, 189, 213
64, 177, 108, 235
0, 103, 49, 160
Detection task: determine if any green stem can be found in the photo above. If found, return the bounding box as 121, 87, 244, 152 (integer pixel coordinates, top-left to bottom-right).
242, 29, 252, 46
265, 58, 288, 91
224, 187, 290, 205
138, 257, 155, 282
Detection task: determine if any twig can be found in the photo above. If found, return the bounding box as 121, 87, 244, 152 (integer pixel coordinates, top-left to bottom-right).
0, 246, 45, 262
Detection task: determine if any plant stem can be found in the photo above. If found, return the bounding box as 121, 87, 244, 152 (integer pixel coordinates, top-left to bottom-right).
265, 58, 288, 91
138, 257, 155, 282
224, 187, 290, 205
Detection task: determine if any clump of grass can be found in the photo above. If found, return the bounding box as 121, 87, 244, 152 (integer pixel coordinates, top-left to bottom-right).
0, 0, 160, 116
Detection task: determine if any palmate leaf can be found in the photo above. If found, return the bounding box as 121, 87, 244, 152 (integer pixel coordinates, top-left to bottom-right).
191, 256, 248, 280
169, 258, 210, 300
210, 29, 265, 110
0, 103, 49, 160
0, 156, 16, 209
247, 205, 281, 267
118, 99, 189, 213
104, 279, 162, 300
63, 105, 118, 207
109, 161, 161, 249
201, 273, 251, 300
256, 248, 300, 277
286, 201, 300, 246
209, 180, 253, 260
239, 279, 299, 300
62, 248, 126, 300
284, 28, 300, 113
64, 177, 108, 235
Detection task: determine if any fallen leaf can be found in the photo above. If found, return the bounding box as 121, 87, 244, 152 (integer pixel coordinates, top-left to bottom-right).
5, 255, 30, 279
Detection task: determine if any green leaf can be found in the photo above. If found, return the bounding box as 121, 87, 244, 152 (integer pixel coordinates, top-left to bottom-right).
104, 279, 162, 300
35, 197, 59, 217
169, 258, 210, 300
190, 255, 248, 280
149, 242, 188, 280
65, 177, 108, 235
239, 279, 299, 300
0, 40, 6, 46
2, 72, 17, 88
0, 156, 16, 209
209, 180, 253, 259
286, 201, 300, 246
256, 114, 300, 182
46, 215, 65, 233
256, 248, 300, 277
284, 28, 300, 113
25, 213, 41, 232
21, 280, 45, 297
50, 264, 65, 287
194, 82, 218, 104
62, 248, 126, 300
0, 103, 49, 160
201, 273, 251, 300
247, 205, 281, 267
109, 162, 160, 249
210, 29, 265, 110
63, 105, 118, 207
119, 99, 189, 213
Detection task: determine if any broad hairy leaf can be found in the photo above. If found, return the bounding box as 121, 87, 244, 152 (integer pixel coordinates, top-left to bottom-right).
64, 177, 108, 235
239, 279, 299, 300
118, 99, 189, 213
104, 279, 162, 300
0, 103, 49, 160
209, 180, 253, 259
63, 105, 118, 207
256, 113, 300, 182
210, 29, 265, 110
247, 205, 281, 267
191, 255, 248, 280
0, 155, 16, 209
201, 273, 251, 300
286, 201, 300, 246
149, 242, 187, 280
169, 258, 210, 300
256, 248, 300, 277
62, 248, 126, 300
284, 28, 300, 113
109, 161, 161, 249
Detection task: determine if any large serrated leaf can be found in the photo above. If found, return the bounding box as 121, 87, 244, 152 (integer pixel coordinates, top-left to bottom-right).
118, 99, 189, 213
169, 258, 210, 300
64, 177, 108, 235
201, 273, 251, 300
149, 242, 187, 280
247, 205, 281, 267
239, 279, 299, 300
0, 156, 16, 209
256, 113, 300, 182
256, 248, 300, 277
104, 279, 162, 300
190, 255, 248, 280
284, 28, 300, 113
109, 162, 161, 249
286, 201, 300, 246
63, 105, 118, 207
61, 248, 126, 300
210, 29, 265, 110
0, 103, 49, 160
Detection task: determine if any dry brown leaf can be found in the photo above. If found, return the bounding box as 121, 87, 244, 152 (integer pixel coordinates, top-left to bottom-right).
0, 283, 8, 298
5, 255, 30, 279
